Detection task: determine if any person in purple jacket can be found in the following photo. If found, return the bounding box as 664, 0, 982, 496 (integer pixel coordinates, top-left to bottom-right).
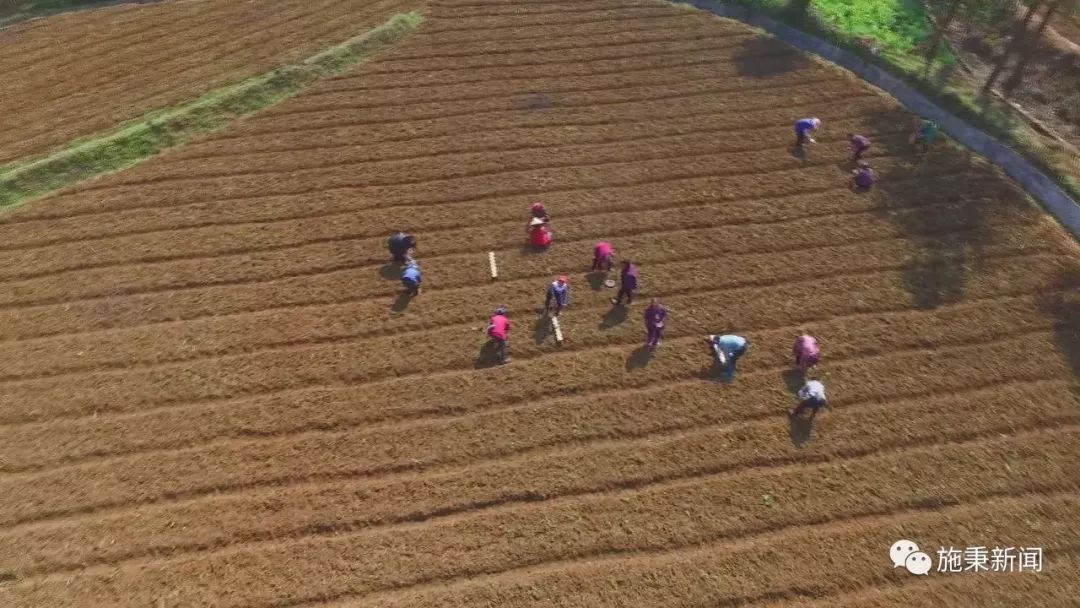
849, 133, 870, 161
611, 260, 639, 306
644, 298, 667, 348
794, 117, 821, 147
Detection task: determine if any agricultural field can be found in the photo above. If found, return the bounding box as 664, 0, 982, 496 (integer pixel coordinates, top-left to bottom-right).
0, 0, 418, 163
0, 0, 1078, 606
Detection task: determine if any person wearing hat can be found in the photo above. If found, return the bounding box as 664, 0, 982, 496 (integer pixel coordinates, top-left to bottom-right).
851, 161, 875, 190
790, 379, 827, 421
592, 241, 615, 272
644, 298, 667, 348
911, 119, 939, 153
794, 117, 821, 147
545, 275, 570, 316
400, 260, 421, 297
611, 259, 639, 306
530, 201, 550, 223
387, 231, 417, 265
792, 333, 820, 372
528, 217, 553, 249
706, 333, 748, 379
487, 306, 512, 364
849, 132, 871, 161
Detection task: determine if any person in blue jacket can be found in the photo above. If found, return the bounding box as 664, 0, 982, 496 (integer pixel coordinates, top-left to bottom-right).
401, 260, 421, 297
794, 117, 821, 147
707, 333, 749, 379
545, 275, 570, 316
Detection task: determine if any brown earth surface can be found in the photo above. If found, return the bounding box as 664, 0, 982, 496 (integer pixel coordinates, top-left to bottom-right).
0, 0, 418, 163
0, 0, 1078, 606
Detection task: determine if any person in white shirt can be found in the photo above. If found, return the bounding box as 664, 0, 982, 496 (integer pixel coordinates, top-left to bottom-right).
790, 379, 826, 421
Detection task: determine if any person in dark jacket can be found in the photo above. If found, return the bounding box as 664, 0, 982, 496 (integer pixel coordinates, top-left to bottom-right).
644, 298, 667, 348
388, 231, 417, 264
611, 260, 639, 306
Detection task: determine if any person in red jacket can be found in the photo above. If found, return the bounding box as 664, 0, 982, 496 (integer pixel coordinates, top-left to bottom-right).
487, 306, 511, 364
528, 217, 552, 249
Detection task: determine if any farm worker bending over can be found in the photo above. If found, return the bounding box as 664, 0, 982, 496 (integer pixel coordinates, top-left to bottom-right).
644, 298, 667, 348
794, 117, 821, 146
612, 260, 639, 306
528, 218, 552, 249
530, 201, 550, 223
911, 119, 939, 153
545, 275, 570, 316
707, 333, 748, 379
388, 231, 417, 264
791, 379, 827, 421
592, 241, 615, 272
849, 133, 871, 161
852, 161, 876, 190
487, 307, 512, 364
400, 260, 421, 297
793, 333, 820, 371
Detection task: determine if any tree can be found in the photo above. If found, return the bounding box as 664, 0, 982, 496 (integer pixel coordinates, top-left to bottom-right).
982, 0, 1044, 94
925, 0, 966, 72
1002, 0, 1067, 95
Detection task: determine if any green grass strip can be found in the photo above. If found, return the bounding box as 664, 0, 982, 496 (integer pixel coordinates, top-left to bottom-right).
0, 10, 424, 210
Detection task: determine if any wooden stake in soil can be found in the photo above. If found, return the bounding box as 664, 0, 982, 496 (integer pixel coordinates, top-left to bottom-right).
488, 251, 498, 279
551, 315, 564, 344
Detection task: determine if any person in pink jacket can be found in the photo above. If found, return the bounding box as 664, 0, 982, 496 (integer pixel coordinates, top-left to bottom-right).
592, 241, 615, 272
793, 333, 820, 372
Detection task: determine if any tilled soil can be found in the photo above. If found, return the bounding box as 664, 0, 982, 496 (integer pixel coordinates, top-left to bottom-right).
0, 0, 419, 162
0, 0, 1077, 606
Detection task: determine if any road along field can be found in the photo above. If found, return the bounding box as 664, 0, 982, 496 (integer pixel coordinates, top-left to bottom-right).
0, 0, 420, 164
0, 0, 1079, 606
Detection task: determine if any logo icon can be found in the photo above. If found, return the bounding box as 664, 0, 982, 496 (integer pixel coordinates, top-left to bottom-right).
905, 551, 933, 575
890, 539, 919, 568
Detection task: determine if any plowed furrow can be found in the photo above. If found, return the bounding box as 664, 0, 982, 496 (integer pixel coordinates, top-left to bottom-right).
0, 252, 1071, 470
3, 379, 1073, 576
5, 445, 1078, 607
0, 208, 1056, 381
353, 495, 1080, 608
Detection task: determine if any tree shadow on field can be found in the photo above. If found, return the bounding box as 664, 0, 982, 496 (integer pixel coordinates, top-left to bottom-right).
734, 36, 809, 77
378, 263, 400, 280
859, 107, 1022, 310
1036, 264, 1080, 380
599, 304, 629, 329
625, 346, 654, 371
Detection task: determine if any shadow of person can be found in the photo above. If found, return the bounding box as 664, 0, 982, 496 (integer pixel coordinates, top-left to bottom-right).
390, 291, 412, 313
599, 304, 629, 329
533, 315, 552, 344
788, 414, 814, 447
781, 368, 805, 393
586, 271, 608, 291
625, 346, 654, 371
379, 263, 401, 280
474, 340, 501, 369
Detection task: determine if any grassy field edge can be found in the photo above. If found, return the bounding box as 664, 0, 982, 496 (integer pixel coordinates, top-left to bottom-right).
0, 10, 425, 211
